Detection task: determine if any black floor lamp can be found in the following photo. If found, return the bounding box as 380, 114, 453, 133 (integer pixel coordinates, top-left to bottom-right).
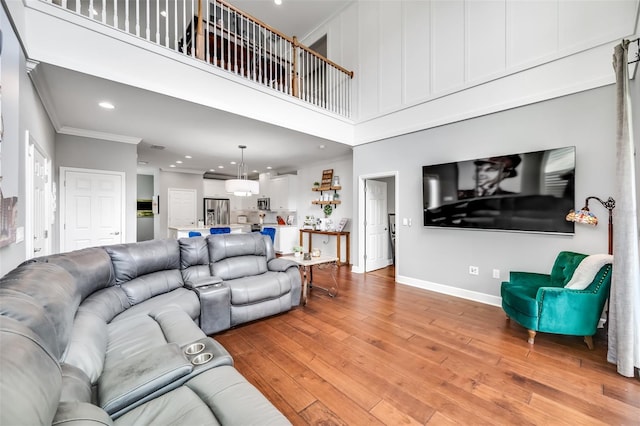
566, 196, 616, 255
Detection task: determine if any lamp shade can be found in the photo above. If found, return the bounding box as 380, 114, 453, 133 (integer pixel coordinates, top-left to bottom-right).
225, 179, 259, 196
225, 145, 259, 196
566, 209, 598, 225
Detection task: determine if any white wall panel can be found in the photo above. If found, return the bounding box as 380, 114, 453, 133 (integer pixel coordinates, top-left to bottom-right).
340, 3, 359, 72
466, 0, 506, 82
358, 1, 380, 119
402, 1, 431, 104
507, 0, 558, 68
559, 0, 638, 52
431, 0, 465, 94
340, 3, 359, 118
378, 1, 403, 112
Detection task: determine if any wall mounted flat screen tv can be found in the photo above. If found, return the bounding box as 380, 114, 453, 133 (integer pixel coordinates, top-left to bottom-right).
423, 146, 575, 234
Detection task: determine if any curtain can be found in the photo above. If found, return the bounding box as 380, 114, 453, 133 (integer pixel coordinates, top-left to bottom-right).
608, 40, 640, 378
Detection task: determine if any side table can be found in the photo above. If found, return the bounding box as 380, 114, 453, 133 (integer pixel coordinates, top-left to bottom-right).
280, 254, 338, 305
299, 229, 350, 266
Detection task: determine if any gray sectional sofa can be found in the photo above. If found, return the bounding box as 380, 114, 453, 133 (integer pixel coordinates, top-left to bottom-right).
0, 233, 300, 425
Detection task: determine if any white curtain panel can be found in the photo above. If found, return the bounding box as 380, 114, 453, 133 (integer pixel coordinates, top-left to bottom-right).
608, 40, 640, 378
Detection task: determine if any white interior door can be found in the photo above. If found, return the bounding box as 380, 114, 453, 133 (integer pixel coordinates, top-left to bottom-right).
32, 145, 49, 256
25, 130, 53, 259
168, 188, 197, 232
61, 168, 124, 252
365, 179, 389, 272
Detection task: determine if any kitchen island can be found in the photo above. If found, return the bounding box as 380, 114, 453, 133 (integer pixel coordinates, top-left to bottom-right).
168, 224, 251, 239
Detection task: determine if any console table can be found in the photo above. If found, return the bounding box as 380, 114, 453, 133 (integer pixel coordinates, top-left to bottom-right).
299, 229, 350, 266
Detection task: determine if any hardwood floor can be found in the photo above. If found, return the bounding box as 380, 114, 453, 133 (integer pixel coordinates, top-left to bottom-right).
214, 266, 640, 425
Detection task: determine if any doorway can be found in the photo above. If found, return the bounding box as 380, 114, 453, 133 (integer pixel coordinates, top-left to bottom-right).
60, 167, 125, 252
167, 188, 197, 232
358, 172, 398, 276
25, 130, 52, 258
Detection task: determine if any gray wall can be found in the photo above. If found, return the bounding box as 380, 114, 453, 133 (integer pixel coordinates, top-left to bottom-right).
0, 5, 56, 275
55, 135, 137, 245
353, 85, 623, 298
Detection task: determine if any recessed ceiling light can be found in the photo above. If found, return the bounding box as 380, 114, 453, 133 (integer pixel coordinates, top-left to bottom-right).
99, 101, 115, 109
169, 164, 176, 168
160, 10, 167, 17
209, 169, 215, 172
252, 170, 258, 173
185, 155, 192, 159
274, 0, 282, 5
319, 144, 325, 149
230, 161, 237, 165
176, 160, 183, 164
218, 165, 224, 169
266, 166, 273, 170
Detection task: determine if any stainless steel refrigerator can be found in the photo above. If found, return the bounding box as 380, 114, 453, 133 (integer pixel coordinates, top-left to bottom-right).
204, 198, 230, 226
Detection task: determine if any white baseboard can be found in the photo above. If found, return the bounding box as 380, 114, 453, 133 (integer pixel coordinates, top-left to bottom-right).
397, 275, 502, 307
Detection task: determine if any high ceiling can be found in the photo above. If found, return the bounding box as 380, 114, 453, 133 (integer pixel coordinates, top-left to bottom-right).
36, 0, 354, 177
228, 0, 352, 41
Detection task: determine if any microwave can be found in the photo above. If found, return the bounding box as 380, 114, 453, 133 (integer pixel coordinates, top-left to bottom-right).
257, 198, 270, 210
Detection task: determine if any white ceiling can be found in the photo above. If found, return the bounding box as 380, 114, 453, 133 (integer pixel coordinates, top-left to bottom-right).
228, 0, 352, 41
35, 0, 354, 177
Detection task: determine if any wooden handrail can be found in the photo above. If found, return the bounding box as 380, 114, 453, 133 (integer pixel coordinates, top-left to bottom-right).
295, 40, 354, 78
217, 0, 293, 43
201, 0, 354, 78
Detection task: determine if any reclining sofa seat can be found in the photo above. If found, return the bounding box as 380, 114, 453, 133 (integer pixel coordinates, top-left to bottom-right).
179, 233, 302, 332
0, 239, 291, 425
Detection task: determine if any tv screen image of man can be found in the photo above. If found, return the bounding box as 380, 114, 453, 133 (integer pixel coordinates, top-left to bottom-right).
458, 154, 522, 199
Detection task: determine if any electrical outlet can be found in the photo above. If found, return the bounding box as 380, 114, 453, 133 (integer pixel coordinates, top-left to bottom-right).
469, 266, 479, 275
493, 269, 501, 279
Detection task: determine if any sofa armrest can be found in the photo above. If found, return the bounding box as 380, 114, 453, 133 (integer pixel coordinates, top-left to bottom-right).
184, 275, 223, 290
98, 343, 193, 415
53, 401, 113, 425
507, 271, 552, 287
536, 287, 604, 335
268, 258, 298, 272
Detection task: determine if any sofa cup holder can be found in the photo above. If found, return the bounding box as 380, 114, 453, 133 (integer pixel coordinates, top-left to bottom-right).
191, 352, 213, 365
184, 342, 205, 355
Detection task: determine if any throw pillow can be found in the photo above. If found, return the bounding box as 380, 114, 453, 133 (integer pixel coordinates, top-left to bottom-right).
564, 254, 613, 290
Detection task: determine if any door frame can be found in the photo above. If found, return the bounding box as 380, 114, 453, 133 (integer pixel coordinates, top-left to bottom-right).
364, 178, 390, 272
59, 167, 126, 252
24, 130, 52, 258
356, 171, 399, 277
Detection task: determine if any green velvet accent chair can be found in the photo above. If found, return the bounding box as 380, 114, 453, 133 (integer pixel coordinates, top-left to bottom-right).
501, 251, 612, 349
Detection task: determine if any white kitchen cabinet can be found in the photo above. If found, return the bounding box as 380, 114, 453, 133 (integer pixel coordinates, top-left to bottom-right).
202, 179, 227, 197
266, 225, 299, 254
270, 175, 297, 211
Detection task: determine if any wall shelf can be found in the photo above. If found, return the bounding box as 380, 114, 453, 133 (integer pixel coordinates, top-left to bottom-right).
311, 200, 341, 206
312, 186, 342, 191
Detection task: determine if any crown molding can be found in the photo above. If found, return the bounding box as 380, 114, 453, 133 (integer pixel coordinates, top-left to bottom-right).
27, 59, 62, 130
58, 126, 142, 144
159, 167, 205, 175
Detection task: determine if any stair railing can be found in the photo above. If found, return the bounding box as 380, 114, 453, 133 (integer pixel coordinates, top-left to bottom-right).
45, 0, 354, 117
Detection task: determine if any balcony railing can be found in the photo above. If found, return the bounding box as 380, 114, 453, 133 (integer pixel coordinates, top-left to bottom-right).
46, 0, 354, 117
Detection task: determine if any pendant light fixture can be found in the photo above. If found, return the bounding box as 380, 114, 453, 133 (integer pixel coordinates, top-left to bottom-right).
225, 145, 259, 196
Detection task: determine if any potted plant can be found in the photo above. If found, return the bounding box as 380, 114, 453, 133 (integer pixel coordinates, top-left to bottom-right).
292, 246, 303, 257
323, 204, 333, 217
333, 192, 340, 200
313, 181, 320, 189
